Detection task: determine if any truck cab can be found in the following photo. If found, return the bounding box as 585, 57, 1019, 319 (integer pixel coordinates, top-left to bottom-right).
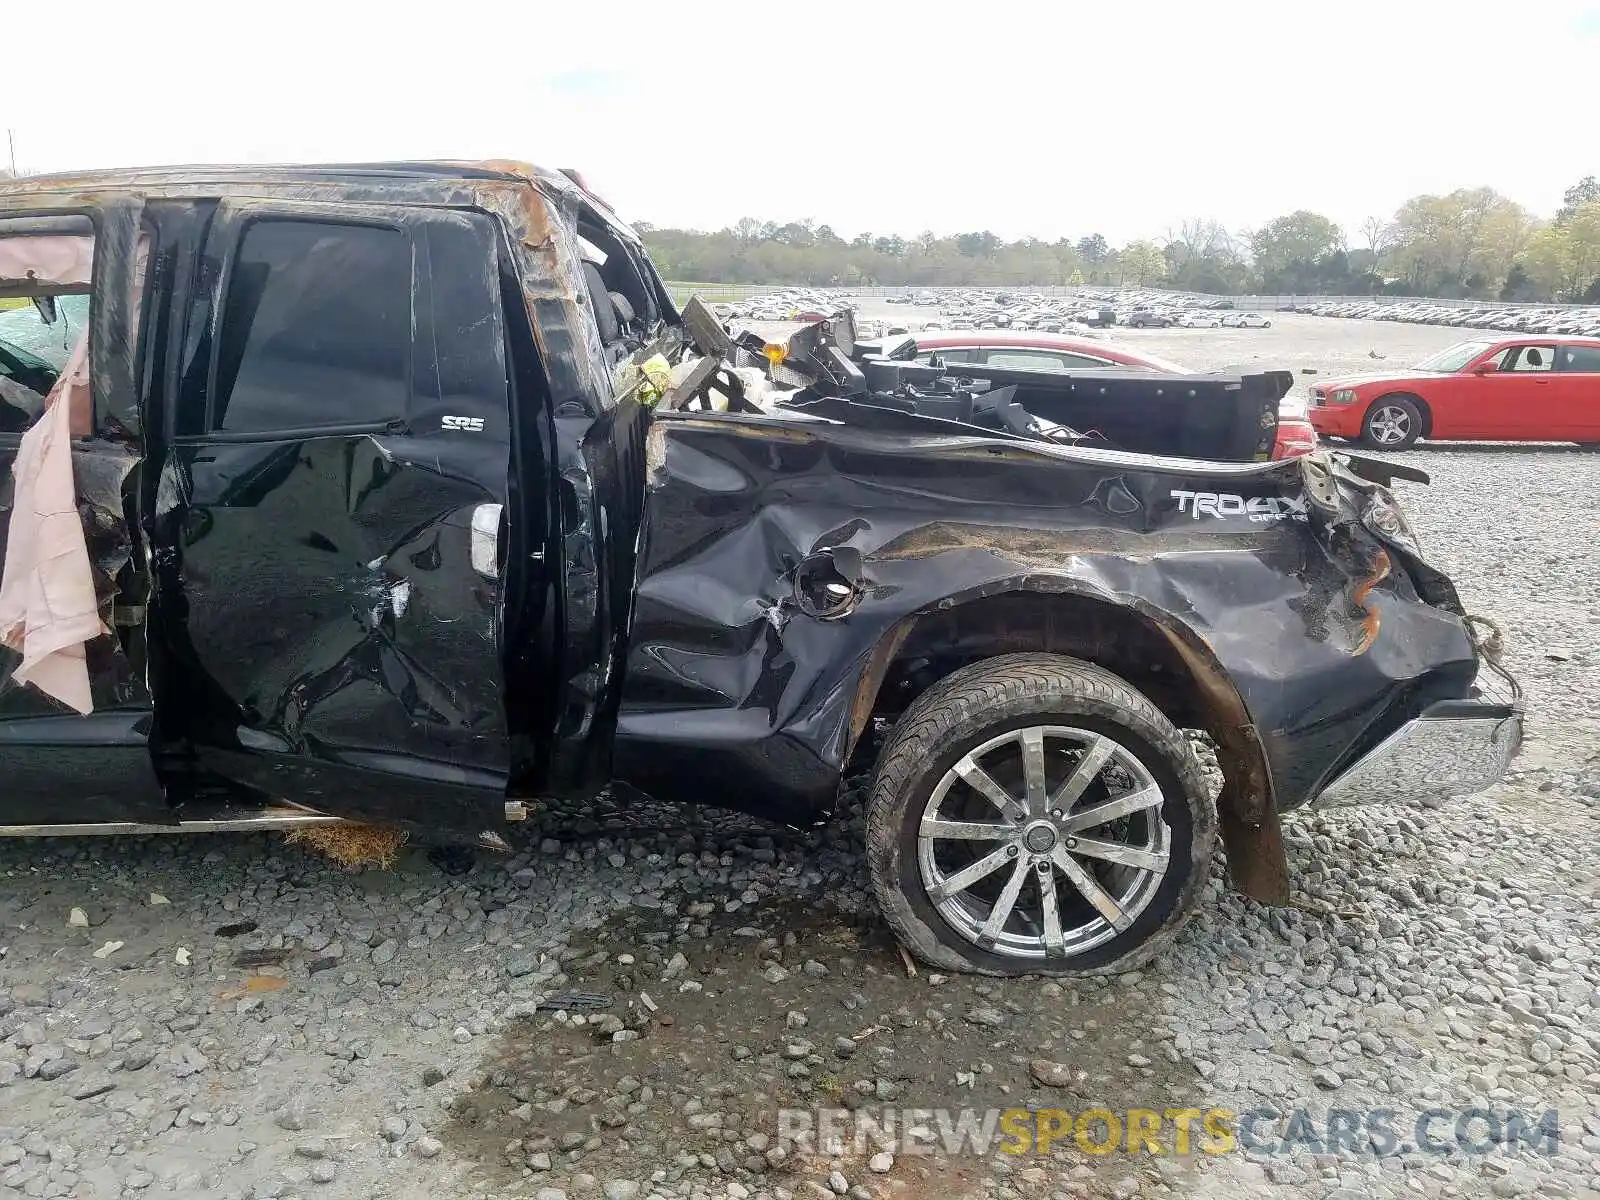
0, 162, 669, 843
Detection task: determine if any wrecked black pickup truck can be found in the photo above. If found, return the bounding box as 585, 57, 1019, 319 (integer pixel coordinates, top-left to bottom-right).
0, 162, 1521, 976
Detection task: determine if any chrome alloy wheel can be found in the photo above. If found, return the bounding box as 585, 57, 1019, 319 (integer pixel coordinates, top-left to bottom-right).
1367, 405, 1413, 445
915, 725, 1171, 962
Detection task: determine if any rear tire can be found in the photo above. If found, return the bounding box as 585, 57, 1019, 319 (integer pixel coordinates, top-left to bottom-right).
865, 653, 1215, 977
1361, 395, 1423, 449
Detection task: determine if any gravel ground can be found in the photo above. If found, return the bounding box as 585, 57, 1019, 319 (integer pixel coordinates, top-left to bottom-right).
2, 316, 1597, 1200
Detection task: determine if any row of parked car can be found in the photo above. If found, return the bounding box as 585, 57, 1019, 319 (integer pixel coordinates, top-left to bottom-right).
718, 289, 1104, 335
719, 286, 1600, 339
719, 286, 1288, 336
879, 288, 1103, 332
1121, 308, 1272, 329
717, 287, 849, 323
890, 287, 1256, 333
1284, 299, 1600, 336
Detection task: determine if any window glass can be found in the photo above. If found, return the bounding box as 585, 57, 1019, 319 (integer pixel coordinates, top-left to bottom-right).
175, 251, 218, 438
0, 232, 93, 436
424, 217, 507, 412
0, 294, 89, 371
919, 347, 979, 364
984, 350, 1070, 371
213, 221, 411, 434
1556, 345, 1600, 371
1414, 340, 1494, 371
1505, 345, 1555, 373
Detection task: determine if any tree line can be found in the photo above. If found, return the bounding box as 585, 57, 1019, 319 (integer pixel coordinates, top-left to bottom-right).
640, 176, 1600, 303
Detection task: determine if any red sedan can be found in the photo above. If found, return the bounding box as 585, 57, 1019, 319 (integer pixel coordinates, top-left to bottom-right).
911, 329, 1191, 373
1309, 336, 1600, 449
911, 330, 1319, 459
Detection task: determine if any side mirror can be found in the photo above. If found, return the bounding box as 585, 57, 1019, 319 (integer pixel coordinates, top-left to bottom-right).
1472, 361, 1497, 375
29, 295, 58, 326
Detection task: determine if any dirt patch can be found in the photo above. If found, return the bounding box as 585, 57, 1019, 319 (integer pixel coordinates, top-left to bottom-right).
442, 898, 1206, 1196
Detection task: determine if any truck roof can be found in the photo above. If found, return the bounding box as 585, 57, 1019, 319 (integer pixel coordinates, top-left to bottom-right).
9, 160, 550, 188
0, 159, 653, 414
0, 159, 646, 245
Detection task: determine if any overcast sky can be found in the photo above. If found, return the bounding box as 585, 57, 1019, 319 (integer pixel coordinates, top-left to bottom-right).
10, 1, 1597, 244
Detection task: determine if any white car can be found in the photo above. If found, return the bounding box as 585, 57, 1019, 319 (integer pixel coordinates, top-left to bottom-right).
1176, 312, 1221, 328
1221, 312, 1273, 328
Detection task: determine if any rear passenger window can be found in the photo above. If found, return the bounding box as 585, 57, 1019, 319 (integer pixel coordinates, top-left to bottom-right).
984, 350, 1069, 371
1557, 346, 1600, 371
920, 347, 978, 365
212, 220, 411, 434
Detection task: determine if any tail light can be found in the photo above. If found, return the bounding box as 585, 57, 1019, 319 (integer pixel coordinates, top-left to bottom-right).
1361, 491, 1421, 555
1273, 418, 1320, 459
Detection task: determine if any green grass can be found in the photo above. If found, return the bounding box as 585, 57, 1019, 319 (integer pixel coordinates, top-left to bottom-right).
0, 297, 28, 311
668, 286, 749, 305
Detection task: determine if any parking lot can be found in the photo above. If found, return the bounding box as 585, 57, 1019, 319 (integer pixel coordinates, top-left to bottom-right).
1, 314, 1597, 1200
1101, 311, 1471, 390
845, 304, 1500, 402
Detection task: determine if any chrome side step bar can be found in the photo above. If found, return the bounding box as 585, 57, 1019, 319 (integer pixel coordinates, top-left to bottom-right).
0, 803, 528, 844
0, 807, 348, 837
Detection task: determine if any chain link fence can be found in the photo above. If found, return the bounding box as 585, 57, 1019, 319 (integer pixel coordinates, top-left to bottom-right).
666, 282, 1594, 312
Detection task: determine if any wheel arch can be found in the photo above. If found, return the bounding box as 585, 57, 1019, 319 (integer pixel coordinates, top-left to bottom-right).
1367, 390, 1434, 438
845, 581, 1289, 904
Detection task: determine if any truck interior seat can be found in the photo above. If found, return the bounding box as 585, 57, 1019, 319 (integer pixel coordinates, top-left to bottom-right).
582, 261, 621, 347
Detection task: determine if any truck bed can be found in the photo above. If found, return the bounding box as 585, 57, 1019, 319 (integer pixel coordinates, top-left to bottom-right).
848, 358, 1287, 462
711, 310, 1291, 463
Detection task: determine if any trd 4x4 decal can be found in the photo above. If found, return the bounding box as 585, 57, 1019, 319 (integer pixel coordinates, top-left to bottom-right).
1171, 490, 1310, 523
